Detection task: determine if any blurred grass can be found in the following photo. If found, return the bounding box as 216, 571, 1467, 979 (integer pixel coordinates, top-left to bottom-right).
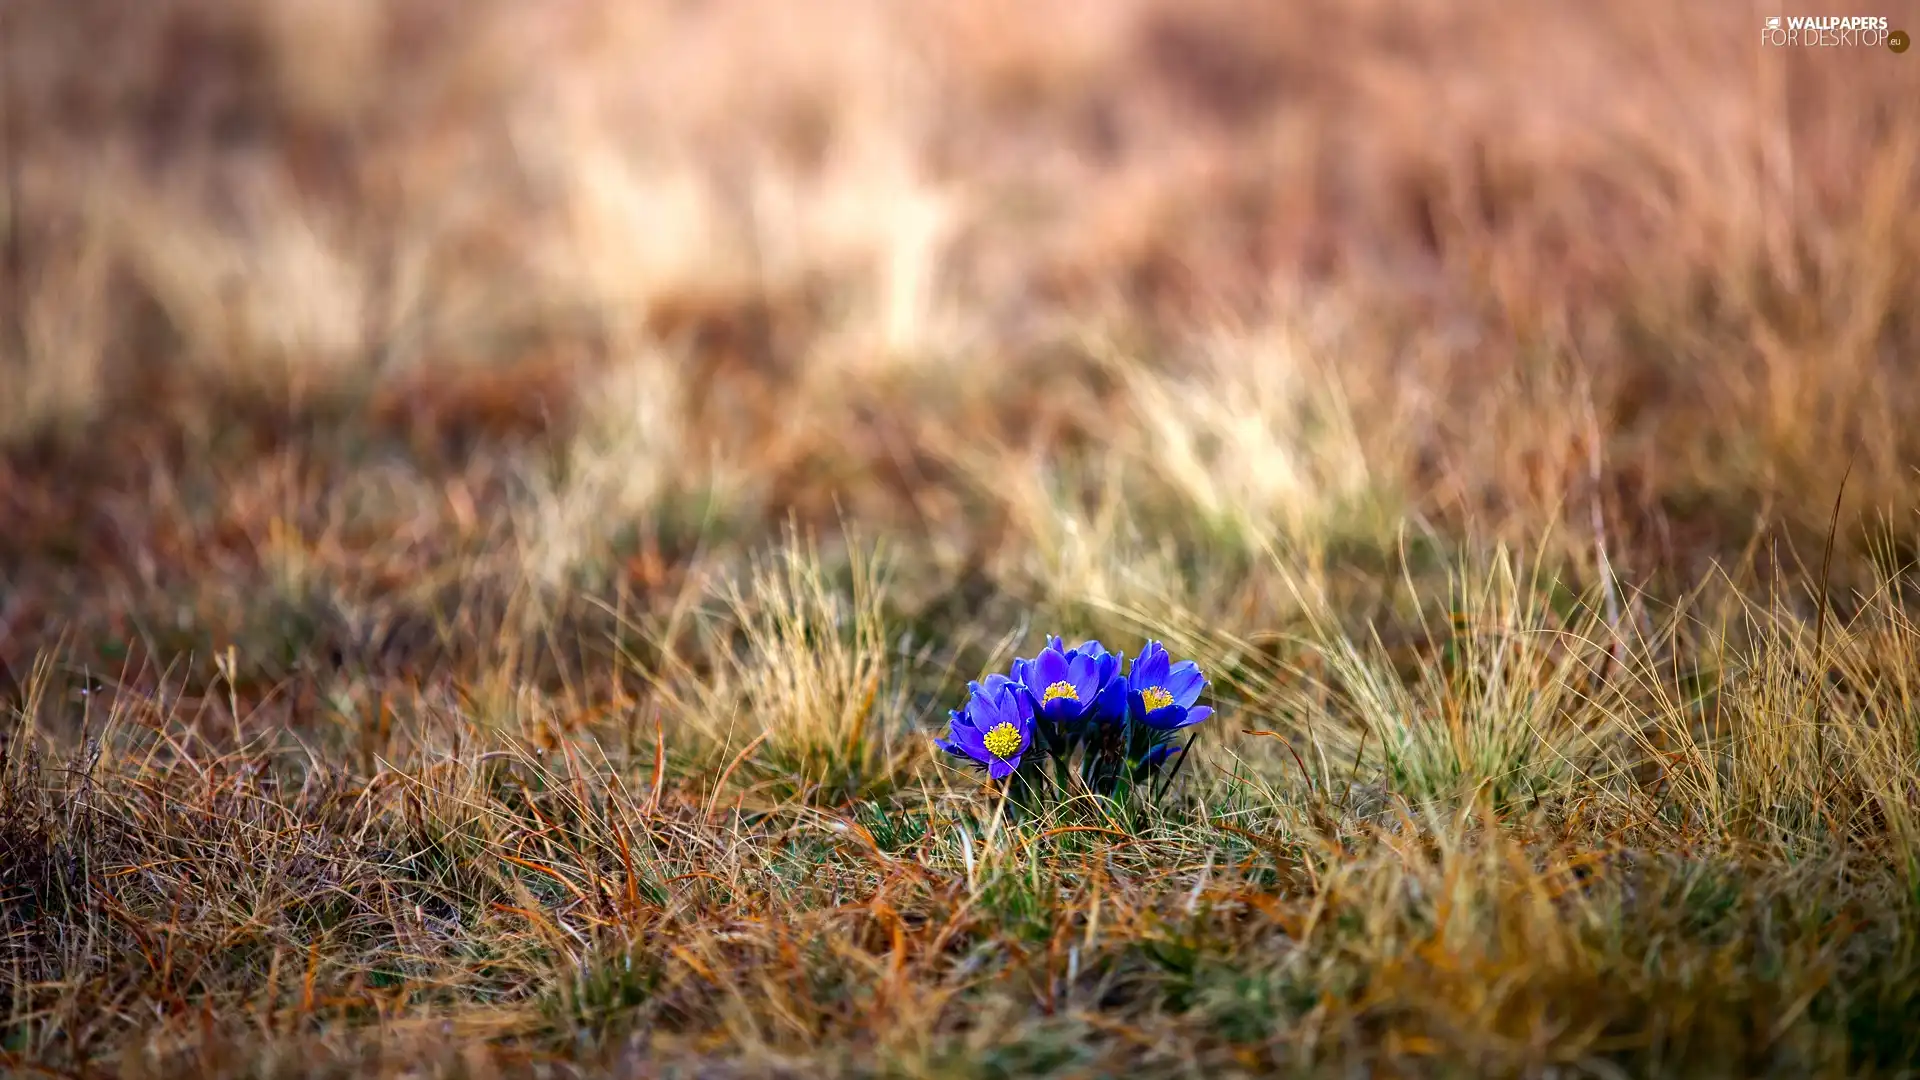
6, 0, 1920, 1076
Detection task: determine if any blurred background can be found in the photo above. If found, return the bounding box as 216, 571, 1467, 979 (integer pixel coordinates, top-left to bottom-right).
11, 6, 1920, 1073
3, 0, 1920, 689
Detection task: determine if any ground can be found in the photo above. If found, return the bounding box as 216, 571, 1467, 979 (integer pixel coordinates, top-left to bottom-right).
5, 1, 1920, 1077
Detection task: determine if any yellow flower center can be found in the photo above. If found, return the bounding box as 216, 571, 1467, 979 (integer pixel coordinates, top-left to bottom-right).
1041, 680, 1079, 704
981, 721, 1024, 760
1141, 686, 1175, 712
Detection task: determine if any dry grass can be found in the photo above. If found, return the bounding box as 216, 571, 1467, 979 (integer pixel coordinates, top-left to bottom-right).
6, 0, 1920, 1076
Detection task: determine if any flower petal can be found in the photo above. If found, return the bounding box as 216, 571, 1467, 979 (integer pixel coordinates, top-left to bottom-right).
1145, 743, 1183, 767
947, 714, 992, 759
1143, 703, 1190, 730
976, 676, 1023, 727
1130, 641, 1170, 689
1034, 647, 1070, 689
1059, 645, 1105, 699
1080, 640, 1119, 678
1010, 683, 1039, 724
960, 729, 996, 761
1165, 662, 1206, 707
1093, 677, 1129, 723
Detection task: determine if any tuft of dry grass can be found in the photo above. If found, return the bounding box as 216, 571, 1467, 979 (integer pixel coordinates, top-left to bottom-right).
8, 0, 1920, 1076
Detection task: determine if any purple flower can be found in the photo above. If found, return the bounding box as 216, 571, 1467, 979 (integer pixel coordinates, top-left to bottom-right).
935, 673, 1037, 780
1126, 641, 1213, 731
1011, 635, 1126, 728
1143, 742, 1183, 768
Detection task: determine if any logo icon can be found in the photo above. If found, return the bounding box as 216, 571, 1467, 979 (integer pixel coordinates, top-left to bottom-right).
1891, 29, 1911, 52
1766, 16, 1782, 29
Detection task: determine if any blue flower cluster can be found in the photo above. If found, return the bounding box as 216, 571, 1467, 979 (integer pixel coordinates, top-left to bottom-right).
937, 637, 1212, 800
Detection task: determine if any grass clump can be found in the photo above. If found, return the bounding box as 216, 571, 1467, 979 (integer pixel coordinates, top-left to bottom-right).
9, 0, 1920, 1075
